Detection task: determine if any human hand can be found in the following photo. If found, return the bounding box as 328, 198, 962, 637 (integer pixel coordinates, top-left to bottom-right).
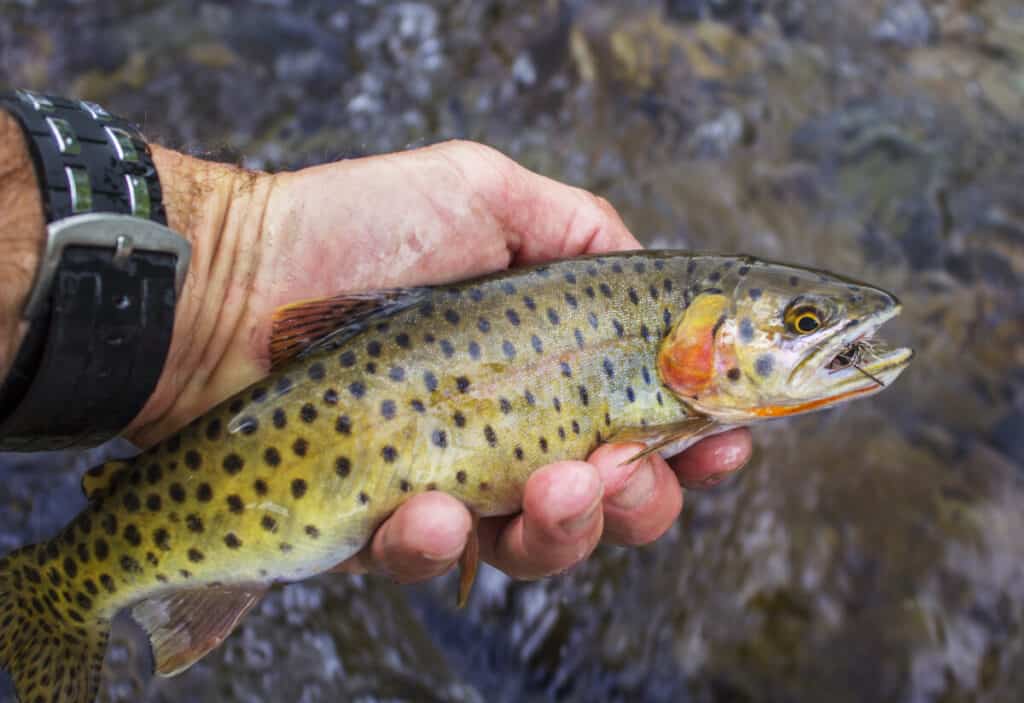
142, 140, 753, 582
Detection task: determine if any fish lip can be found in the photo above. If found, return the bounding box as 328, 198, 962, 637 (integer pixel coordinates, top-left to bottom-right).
789, 303, 911, 387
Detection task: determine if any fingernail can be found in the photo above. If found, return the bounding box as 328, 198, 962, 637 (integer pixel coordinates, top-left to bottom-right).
418, 545, 463, 562
559, 495, 601, 537
608, 460, 656, 511
698, 469, 736, 488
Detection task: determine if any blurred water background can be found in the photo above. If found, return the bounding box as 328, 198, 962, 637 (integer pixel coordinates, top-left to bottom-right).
1, 1, 1023, 701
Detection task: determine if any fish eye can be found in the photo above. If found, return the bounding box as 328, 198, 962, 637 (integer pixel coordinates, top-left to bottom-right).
786, 305, 822, 334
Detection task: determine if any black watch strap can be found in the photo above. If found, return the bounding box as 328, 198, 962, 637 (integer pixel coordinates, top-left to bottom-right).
0, 90, 189, 451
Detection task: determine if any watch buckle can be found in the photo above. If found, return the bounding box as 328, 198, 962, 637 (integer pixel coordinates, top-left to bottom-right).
22, 213, 191, 320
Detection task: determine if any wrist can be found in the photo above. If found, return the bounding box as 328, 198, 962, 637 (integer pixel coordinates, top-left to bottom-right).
123, 147, 273, 447
0, 110, 45, 383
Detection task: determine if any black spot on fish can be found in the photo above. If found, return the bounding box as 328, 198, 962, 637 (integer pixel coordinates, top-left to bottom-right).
396, 333, 411, 349
456, 376, 471, 393
349, 381, 366, 398
381, 399, 396, 419
76, 543, 90, 563
578, 385, 590, 406
365, 362, 377, 374
254, 479, 268, 496
756, 354, 774, 377
484, 425, 497, 447
227, 495, 244, 513
223, 454, 244, 475
709, 272, 721, 283
560, 362, 572, 378
410, 399, 426, 413
152, 529, 169, 551
94, 539, 109, 561
649, 284, 659, 300
456, 470, 467, 484
335, 415, 352, 434
381, 446, 398, 463
122, 493, 140, 513
503, 340, 516, 359
613, 319, 624, 337
184, 451, 201, 471
663, 309, 672, 328
664, 279, 673, 293
100, 574, 116, 592
440, 340, 455, 358
558, 426, 566, 440
276, 377, 293, 395
505, 308, 521, 326
387, 366, 406, 382
499, 397, 512, 414
205, 419, 222, 441
502, 282, 516, 295
261, 515, 277, 532
324, 388, 339, 405
305, 525, 320, 538
553, 397, 562, 412
588, 312, 598, 330
424, 371, 438, 392
291, 479, 307, 499
420, 301, 435, 317
121, 556, 141, 573
642, 366, 652, 385
293, 438, 308, 457
339, 350, 356, 367
514, 447, 524, 460
308, 362, 325, 381
522, 295, 536, 311
739, 318, 755, 342
626, 387, 636, 403
123, 525, 141, 547
432, 429, 447, 448
565, 292, 578, 308
224, 533, 242, 549
575, 329, 585, 348
789, 276, 799, 286
252, 387, 268, 402
62, 557, 77, 579
169, 484, 185, 503
728, 368, 741, 381
539, 437, 548, 452
335, 457, 351, 477
358, 492, 370, 504
477, 317, 491, 333
469, 287, 484, 302
612, 262, 623, 274
531, 335, 543, 353
367, 340, 382, 357
469, 341, 481, 359
145, 464, 162, 485
739, 265, 750, 276
273, 408, 287, 429
629, 288, 639, 305
641, 324, 650, 341
749, 287, 762, 300
564, 271, 577, 284
572, 420, 581, 434
524, 390, 536, 406
585, 286, 596, 299
445, 309, 460, 325
547, 308, 560, 325
187, 549, 204, 563
453, 411, 467, 427
145, 494, 161, 512
186, 514, 204, 533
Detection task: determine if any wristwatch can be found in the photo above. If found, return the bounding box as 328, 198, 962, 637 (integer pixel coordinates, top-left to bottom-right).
0, 89, 190, 451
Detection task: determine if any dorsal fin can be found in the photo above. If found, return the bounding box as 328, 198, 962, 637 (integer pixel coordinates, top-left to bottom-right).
269, 288, 431, 368
608, 416, 717, 464
80, 460, 133, 499
132, 583, 267, 677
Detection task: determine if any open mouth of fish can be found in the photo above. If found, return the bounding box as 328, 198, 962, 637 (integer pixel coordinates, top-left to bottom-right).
809, 304, 914, 392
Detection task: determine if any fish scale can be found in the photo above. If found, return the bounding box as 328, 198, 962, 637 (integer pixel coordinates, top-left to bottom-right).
0, 251, 913, 703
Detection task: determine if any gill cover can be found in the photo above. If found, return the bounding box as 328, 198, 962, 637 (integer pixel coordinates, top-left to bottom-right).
657, 293, 731, 399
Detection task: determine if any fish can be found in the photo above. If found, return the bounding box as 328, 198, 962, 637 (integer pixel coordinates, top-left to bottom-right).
0, 251, 912, 702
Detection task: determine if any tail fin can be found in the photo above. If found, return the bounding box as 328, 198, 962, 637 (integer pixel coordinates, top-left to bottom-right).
0, 543, 111, 703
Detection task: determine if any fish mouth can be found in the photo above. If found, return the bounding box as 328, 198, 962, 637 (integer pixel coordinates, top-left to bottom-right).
797, 304, 913, 394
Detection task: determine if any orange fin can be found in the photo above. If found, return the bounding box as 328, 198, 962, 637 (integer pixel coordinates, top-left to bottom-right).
457, 512, 480, 609
609, 416, 717, 464
132, 583, 267, 676
657, 293, 730, 398
80, 459, 132, 499
270, 288, 429, 368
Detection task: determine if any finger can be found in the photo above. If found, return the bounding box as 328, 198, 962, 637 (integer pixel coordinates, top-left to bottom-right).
332, 491, 471, 582
588, 443, 684, 546
669, 428, 753, 489
479, 461, 603, 580
498, 158, 642, 262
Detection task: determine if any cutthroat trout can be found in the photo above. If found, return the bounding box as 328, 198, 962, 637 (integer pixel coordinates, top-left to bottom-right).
0, 251, 912, 702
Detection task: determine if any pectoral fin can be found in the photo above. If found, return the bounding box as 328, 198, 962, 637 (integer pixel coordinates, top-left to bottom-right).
132, 583, 267, 676
608, 416, 718, 464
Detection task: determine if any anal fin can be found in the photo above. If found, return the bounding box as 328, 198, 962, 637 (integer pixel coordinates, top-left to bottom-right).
456, 512, 480, 609
132, 583, 267, 676
608, 416, 718, 464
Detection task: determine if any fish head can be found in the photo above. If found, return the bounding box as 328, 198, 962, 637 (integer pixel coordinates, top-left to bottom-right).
657, 259, 913, 422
